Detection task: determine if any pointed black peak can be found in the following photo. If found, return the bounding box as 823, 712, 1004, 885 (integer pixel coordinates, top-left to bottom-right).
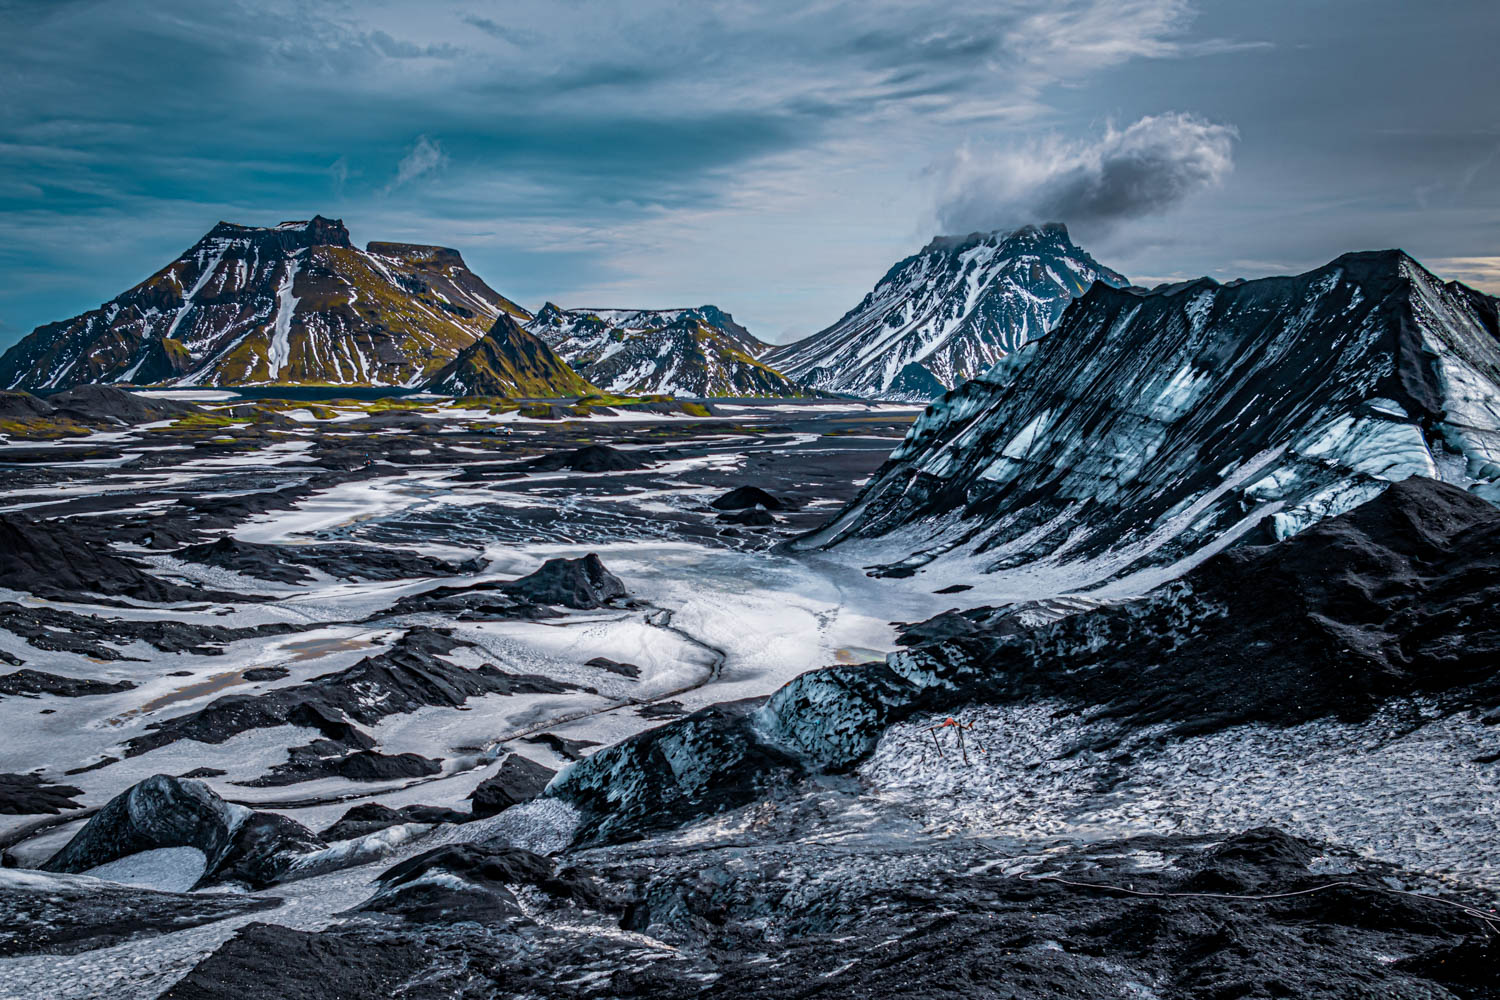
484, 311, 527, 337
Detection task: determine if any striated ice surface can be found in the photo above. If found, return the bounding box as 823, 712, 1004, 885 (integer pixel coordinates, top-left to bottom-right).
863, 701, 1500, 889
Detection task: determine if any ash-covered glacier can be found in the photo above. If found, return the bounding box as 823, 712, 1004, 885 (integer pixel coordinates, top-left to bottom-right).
797, 249, 1500, 587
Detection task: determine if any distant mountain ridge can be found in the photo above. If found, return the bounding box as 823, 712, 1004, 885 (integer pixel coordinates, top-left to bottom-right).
798, 248, 1500, 588
768, 223, 1127, 400
0, 216, 533, 390
527, 304, 808, 397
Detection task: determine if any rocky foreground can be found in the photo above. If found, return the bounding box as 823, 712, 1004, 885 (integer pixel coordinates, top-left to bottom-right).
1, 466, 1496, 998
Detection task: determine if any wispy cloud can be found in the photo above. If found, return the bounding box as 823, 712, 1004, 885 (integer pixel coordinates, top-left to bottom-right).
935, 113, 1237, 234
382, 135, 447, 195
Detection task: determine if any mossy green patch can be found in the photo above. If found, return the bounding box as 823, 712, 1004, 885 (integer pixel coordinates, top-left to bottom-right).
0, 416, 96, 440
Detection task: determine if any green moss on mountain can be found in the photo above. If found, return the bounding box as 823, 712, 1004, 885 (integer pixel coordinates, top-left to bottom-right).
425, 315, 599, 398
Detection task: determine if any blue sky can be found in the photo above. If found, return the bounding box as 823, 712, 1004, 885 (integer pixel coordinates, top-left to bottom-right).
1, 0, 1496, 349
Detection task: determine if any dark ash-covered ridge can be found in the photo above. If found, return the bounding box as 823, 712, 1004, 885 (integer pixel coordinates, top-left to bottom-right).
795, 248, 1500, 584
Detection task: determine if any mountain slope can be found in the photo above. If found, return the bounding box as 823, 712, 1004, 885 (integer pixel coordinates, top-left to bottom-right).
0, 217, 531, 389
423, 313, 599, 397
796, 249, 1500, 590
527, 304, 807, 397
767, 223, 1127, 400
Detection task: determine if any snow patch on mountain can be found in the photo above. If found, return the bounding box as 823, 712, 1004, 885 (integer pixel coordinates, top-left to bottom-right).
527, 304, 807, 397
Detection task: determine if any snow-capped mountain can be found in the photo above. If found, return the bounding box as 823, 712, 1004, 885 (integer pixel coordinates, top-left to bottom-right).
0, 217, 532, 389
526, 304, 807, 397
797, 249, 1500, 588
767, 223, 1127, 400
423, 313, 599, 398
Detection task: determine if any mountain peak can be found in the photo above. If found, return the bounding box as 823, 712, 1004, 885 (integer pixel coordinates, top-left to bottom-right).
525, 304, 802, 397
770, 224, 1125, 399
919, 221, 1073, 256
0, 215, 530, 390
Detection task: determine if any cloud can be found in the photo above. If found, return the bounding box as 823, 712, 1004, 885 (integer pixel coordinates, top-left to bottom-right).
364, 29, 459, 60
382, 135, 447, 195
462, 15, 529, 46
935, 112, 1237, 234
328, 155, 349, 195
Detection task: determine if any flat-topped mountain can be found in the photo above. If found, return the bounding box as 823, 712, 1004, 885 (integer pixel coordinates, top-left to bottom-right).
0, 216, 533, 389
768, 223, 1127, 400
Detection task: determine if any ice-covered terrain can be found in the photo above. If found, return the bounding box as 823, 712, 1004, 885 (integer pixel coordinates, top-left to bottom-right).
0, 336, 1497, 1000
799, 249, 1500, 587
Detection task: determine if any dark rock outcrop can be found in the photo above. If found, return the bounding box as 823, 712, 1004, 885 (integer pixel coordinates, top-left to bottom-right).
468, 754, 556, 819
125, 627, 573, 757
550, 698, 804, 845
585, 656, 641, 678
160, 826, 1497, 1000
521, 733, 601, 762
716, 507, 776, 526
0, 773, 85, 814
0, 872, 279, 958
0, 515, 242, 605
0, 669, 134, 698
159, 922, 433, 1000
523, 443, 653, 472
175, 535, 482, 585
238, 745, 442, 787
0, 602, 296, 660
318, 803, 468, 842
355, 843, 608, 923
46, 385, 198, 424
501, 554, 627, 609
40, 775, 325, 888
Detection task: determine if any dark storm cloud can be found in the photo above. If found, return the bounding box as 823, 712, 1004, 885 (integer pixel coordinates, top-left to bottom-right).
937, 113, 1238, 234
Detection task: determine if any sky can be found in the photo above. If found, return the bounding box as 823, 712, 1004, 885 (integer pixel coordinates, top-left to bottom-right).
0, 0, 1496, 350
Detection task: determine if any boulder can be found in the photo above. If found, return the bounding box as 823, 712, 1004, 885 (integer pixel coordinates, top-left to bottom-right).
501, 554, 627, 609
710, 486, 784, 511
524, 444, 653, 473
40, 774, 325, 888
